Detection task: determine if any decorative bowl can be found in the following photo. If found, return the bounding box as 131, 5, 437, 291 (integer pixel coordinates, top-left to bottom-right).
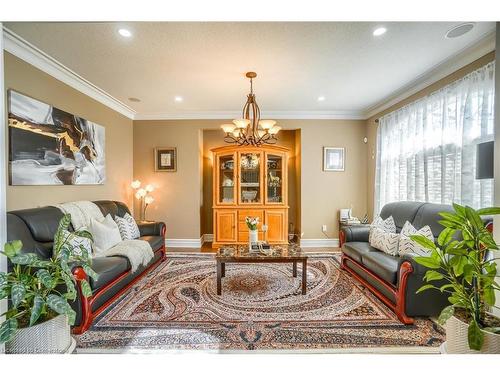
242, 190, 258, 201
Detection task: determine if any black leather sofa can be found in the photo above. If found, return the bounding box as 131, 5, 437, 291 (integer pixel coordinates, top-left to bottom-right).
7, 200, 166, 334
340, 201, 469, 324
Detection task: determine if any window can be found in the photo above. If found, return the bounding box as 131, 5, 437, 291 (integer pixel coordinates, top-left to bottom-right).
374, 62, 495, 213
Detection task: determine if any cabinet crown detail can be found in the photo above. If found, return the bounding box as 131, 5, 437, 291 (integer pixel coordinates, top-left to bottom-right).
212, 145, 289, 248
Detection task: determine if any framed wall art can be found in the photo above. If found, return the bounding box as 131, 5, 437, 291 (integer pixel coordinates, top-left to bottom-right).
323, 147, 345, 172
8, 90, 106, 185
155, 147, 177, 172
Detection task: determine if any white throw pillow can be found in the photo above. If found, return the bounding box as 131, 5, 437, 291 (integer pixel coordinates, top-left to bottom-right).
398, 221, 434, 257
61, 229, 93, 258
88, 214, 122, 254
115, 213, 141, 240
369, 215, 396, 243
369, 227, 400, 256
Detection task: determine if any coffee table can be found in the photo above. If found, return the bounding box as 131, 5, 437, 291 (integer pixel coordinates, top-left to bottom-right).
215, 244, 308, 295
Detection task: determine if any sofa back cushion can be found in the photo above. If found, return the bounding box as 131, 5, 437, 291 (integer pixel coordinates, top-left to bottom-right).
379, 201, 425, 233
94, 200, 131, 219
411, 203, 455, 238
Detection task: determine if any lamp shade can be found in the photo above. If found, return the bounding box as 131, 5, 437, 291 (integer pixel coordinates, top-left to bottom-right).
259, 120, 276, 130
476, 141, 494, 179
221, 123, 236, 133
233, 119, 251, 129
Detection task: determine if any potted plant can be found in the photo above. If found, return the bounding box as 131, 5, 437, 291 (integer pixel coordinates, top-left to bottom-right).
0, 214, 97, 353
411, 203, 500, 353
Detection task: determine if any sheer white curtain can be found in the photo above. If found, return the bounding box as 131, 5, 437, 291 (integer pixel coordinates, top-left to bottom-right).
374, 62, 495, 214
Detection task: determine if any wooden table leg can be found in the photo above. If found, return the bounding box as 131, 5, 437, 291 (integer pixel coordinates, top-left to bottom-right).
221, 262, 226, 278
301, 259, 307, 295
217, 260, 222, 295
293, 261, 297, 277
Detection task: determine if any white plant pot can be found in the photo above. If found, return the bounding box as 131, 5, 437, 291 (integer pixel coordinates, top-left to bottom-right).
6, 314, 75, 354
444, 314, 500, 354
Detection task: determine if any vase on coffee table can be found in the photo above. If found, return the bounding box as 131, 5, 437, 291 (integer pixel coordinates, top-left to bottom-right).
249, 229, 258, 250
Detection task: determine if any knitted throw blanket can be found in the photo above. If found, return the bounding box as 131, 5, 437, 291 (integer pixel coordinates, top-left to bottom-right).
55, 201, 154, 272
96, 240, 154, 273
54, 201, 104, 230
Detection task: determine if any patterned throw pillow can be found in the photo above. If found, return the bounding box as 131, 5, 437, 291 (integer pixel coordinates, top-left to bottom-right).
398, 221, 434, 257
114, 213, 141, 240
369, 227, 400, 256
369, 215, 396, 242
61, 229, 93, 258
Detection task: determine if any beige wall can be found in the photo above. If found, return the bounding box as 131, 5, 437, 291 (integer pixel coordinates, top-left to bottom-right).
134, 119, 368, 240
366, 51, 496, 218
4, 53, 134, 211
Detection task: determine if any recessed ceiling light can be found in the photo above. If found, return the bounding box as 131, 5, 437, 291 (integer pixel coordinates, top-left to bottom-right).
128, 97, 141, 102
317, 96, 326, 102
445, 23, 475, 39
373, 27, 387, 36
118, 28, 132, 38
174, 96, 183, 102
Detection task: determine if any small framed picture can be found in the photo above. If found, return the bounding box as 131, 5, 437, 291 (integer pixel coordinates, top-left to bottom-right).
323, 147, 345, 171
155, 147, 177, 172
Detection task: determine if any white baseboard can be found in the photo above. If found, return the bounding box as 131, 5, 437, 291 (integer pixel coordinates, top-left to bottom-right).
300, 238, 339, 248
165, 238, 203, 248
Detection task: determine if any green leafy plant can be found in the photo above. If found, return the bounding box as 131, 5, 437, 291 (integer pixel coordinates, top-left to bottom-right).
0, 214, 98, 343
410, 203, 500, 351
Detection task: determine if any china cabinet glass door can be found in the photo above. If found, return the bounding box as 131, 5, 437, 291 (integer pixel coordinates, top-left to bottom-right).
239, 152, 262, 204
265, 153, 285, 204
217, 153, 236, 204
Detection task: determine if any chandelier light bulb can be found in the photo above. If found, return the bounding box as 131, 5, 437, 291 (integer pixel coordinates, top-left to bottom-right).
131, 180, 141, 189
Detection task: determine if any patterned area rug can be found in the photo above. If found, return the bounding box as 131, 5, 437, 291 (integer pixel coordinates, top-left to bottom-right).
76, 254, 444, 351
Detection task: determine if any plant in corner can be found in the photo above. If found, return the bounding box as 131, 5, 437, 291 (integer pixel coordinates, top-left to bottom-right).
0, 214, 98, 353
410, 203, 500, 353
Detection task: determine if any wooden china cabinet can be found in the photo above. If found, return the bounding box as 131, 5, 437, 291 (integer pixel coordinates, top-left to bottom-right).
212, 145, 289, 248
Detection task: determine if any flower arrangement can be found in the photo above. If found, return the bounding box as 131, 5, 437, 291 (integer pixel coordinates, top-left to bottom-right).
245, 216, 259, 231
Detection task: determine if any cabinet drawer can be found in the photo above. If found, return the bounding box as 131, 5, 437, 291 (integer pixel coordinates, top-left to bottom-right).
238, 210, 264, 221
238, 231, 265, 242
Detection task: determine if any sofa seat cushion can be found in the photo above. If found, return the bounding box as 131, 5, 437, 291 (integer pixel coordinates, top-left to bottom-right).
140, 235, 164, 251
89, 256, 130, 291
360, 251, 399, 285
342, 242, 378, 263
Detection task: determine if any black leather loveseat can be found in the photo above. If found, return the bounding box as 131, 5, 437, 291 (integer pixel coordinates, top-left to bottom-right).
340, 201, 479, 324
7, 200, 166, 334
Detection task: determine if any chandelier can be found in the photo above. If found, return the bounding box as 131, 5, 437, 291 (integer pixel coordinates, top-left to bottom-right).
220, 72, 281, 146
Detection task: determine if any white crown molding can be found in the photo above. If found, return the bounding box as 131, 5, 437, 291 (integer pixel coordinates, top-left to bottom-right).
134, 110, 366, 121
300, 238, 339, 248
2, 27, 136, 120
166, 238, 203, 248
363, 31, 496, 120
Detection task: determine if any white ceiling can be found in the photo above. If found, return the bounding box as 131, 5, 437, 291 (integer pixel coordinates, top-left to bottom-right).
4, 22, 496, 119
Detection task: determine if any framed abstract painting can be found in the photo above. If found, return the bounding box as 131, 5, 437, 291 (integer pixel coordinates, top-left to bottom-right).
8, 90, 106, 185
